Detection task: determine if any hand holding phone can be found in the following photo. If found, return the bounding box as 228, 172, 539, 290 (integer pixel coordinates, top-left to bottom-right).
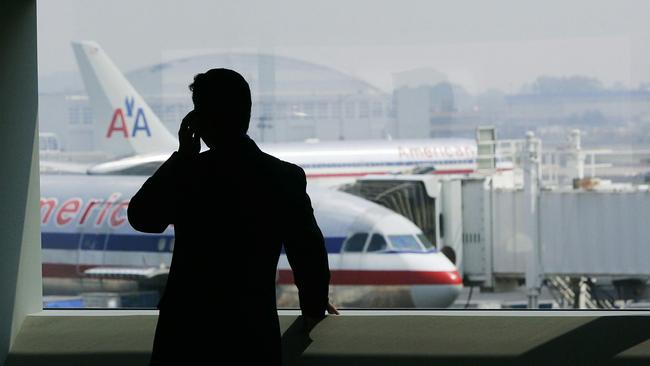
178, 110, 201, 157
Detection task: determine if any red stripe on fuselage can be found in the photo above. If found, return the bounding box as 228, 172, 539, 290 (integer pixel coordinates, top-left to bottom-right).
44, 263, 462, 286
278, 269, 462, 286
305, 169, 477, 179
305, 167, 514, 179
306, 171, 389, 178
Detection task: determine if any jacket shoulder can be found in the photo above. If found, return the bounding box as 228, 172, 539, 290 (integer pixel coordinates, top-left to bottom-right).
258, 151, 305, 178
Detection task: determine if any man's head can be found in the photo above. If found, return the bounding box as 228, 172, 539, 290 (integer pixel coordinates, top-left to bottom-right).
189, 68, 251, 147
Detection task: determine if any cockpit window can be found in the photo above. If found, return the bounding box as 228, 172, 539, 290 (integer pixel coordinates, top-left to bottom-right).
388, 235, 424, 252
343, 233, 368, 252
417, 234, 435, 250
366, 234, 388, 252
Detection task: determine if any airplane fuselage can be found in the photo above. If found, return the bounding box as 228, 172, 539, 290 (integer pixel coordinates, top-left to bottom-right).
41, 174, 462, 308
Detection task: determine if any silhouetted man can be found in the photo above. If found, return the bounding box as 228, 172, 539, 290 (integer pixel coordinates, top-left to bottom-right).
128, 69, 338, 366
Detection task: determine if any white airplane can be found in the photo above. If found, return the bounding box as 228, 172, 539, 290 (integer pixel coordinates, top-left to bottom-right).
56, 41, 480, 187
39, 41, 465, 308
41, 174, 462, 308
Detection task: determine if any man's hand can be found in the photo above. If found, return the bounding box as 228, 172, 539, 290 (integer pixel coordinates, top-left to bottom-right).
303, 302, 340, 332
178, 111, 201, 157
327, 302, 340, 316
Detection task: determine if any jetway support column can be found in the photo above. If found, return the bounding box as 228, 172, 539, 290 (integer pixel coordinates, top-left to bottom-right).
523, 132, 542, 308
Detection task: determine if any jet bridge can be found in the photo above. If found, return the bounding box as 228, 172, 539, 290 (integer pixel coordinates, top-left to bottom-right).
343, 129, 650, 308
342, 175, 464, 269
344, 173, 650, 308
342, 177, 440, 246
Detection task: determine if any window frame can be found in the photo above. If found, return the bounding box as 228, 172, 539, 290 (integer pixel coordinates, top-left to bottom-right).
6, 5, 650, 365
14, 0, 650, 319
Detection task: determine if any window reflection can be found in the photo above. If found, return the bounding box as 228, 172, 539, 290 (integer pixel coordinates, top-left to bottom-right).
388, 235, 423, 252
38, 0, 650, 310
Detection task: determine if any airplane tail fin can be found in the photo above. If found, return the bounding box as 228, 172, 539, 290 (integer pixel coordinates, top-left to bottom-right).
72, 41, 178, 156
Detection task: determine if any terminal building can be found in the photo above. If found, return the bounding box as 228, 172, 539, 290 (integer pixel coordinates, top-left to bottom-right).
39, 53, 394, 154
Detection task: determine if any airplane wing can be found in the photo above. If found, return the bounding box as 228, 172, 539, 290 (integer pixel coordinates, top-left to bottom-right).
40, 160, 94, 174
83, 266, 169, 281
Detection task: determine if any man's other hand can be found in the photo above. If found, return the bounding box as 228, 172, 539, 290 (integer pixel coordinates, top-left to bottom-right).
327, 302, 340, 316
178, 111, 201, 157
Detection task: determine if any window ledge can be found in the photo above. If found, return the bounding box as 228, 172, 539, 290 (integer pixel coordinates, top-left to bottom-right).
6, 310, 650, 365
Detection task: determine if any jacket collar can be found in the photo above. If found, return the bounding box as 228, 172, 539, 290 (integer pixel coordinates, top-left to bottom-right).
201, 134, 261, 156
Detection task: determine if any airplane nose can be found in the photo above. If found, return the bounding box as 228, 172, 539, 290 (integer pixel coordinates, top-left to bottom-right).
410, 271, 463, 308
410, 284, 463, 308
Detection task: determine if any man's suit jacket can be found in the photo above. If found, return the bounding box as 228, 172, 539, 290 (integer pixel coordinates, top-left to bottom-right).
127, 135, 331, 365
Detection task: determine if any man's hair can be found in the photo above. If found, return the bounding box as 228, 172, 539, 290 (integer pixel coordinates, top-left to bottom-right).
189, 68, 252, 134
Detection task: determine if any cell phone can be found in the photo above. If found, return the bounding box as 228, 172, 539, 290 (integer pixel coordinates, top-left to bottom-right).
186, 110, 201, 136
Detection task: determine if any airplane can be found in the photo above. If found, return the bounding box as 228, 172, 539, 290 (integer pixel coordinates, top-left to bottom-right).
39, 40, 466, 308
87, 139, 479, 190
41, 174, 462, 308
44, 41, 481, 187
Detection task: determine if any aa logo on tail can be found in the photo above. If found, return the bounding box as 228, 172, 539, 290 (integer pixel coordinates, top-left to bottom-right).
106, 96, 151, 138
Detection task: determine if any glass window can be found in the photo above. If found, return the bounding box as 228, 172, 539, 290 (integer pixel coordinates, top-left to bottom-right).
331, 101, 342, 119
344, 101, 356, 119
317, 102, 329, 119
388, 235, 424, 252
417, 234, 435, 250
289, 104, 302, 119
275, 103, 287, 119
343, 233, 368, 252
366, 234, 387, 252
38, 0, 650, 312
371, 101, 383, 118
359, 101, 369, 118
303, 102, 314, 119
50, 138, 59, 151
68, 106, 80, 125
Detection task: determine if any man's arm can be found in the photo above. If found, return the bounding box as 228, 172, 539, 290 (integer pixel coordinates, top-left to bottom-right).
128, 111, 199, 233
127, 152, 185, 233
282, 166, 331, 319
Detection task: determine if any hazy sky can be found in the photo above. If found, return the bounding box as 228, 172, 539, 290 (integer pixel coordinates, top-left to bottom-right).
37, 0, 650, 93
